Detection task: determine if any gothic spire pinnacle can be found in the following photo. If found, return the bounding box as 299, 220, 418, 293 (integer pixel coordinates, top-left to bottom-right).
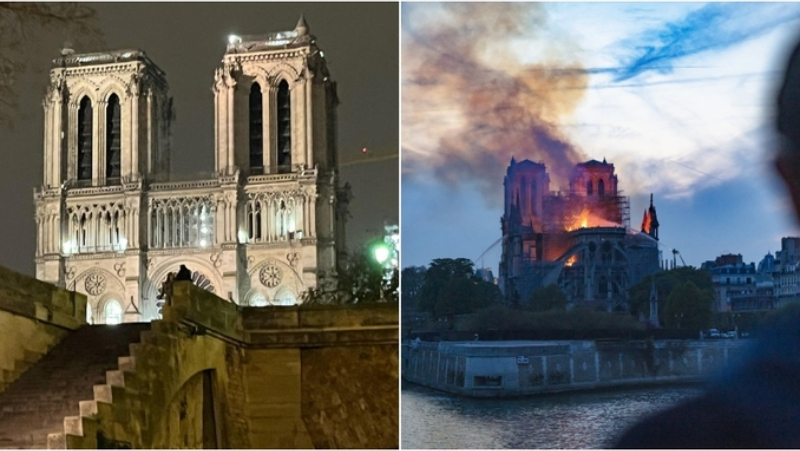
295, 13, 309, 36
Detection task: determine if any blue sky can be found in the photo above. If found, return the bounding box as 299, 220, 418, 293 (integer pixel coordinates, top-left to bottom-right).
402, 2, 800, 274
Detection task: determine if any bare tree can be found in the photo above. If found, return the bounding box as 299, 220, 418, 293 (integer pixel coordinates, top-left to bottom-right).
0, 2, 103, 128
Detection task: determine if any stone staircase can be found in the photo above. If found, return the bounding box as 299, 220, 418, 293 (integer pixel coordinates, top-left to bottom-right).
0, 324, 149, 449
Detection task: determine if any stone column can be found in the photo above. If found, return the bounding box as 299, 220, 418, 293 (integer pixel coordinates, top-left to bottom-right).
43, 100, 53, 187
305, 78, 313, 166
133, 205, 140, 249
310, 191, 317, 237
214, 197, 223, 244
146, 89, 154, 173
292, 79, 314, 166
259, 201, 267, 242
262, 78, 272, 171
67, 103, 77, 182
146, 198, 153, 248
130, 79, 140, 180
36, 215, 43, 256
96, 100, 106, 184
226, 76, 236, 173
265, 198, 273, 242
214, 78, 221, 172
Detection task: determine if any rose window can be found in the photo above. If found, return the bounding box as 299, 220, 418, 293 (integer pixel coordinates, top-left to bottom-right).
85, 273, 106, 296
260, 264, 282, 287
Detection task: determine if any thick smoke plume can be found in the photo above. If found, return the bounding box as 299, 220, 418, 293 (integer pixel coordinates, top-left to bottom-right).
402, 3, 588, 205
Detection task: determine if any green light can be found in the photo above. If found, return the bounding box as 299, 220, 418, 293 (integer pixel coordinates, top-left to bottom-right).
373, 243, 390, 264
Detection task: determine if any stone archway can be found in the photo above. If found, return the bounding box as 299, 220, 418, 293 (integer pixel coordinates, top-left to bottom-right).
146, 256, 225, 320
159, 370, 219, 448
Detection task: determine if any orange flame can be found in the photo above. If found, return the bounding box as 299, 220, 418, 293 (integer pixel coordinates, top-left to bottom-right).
641, 209, 651, 234
565, 255, 577, 267
565, 209, 592, 231
565, 208, 620, 231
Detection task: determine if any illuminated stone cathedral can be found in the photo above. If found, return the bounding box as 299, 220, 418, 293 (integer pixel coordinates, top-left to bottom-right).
33, 17, 349, 324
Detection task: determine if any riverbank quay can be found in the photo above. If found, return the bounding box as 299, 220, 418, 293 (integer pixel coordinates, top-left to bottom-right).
402, 339, 753, 397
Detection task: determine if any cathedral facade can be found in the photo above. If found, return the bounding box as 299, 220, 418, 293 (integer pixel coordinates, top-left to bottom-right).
33, 18, 349, 324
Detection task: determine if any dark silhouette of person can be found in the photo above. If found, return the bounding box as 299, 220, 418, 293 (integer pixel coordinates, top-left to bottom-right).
175, 264, 192, 281
615, 38, 800, 449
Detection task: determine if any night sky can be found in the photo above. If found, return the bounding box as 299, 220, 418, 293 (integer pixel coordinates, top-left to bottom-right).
0, 3, 399, 276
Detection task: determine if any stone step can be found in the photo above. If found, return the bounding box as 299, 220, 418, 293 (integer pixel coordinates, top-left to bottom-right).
0, 323, 150, 449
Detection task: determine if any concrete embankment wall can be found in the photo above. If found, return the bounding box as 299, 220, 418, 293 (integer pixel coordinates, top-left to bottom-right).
402, 339, 753, 397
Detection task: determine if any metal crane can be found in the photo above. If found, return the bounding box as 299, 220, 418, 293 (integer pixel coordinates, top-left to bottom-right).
672, 249, 687, 268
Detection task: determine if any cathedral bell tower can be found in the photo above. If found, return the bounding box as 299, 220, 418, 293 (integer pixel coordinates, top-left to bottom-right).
212, 16, 345, 293
42, 48, 171, 190
212, 15, 337, 178
35, 48, 171, 323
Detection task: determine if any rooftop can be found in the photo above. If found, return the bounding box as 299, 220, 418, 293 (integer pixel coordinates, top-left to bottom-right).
52, 49, 160, 70
225, 15, 314, 54
578, 158, 613, 167
50, 49, 167, 83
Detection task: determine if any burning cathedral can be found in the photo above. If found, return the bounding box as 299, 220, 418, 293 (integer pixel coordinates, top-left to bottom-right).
499, 158, 661, 311
32, 18, 349, 324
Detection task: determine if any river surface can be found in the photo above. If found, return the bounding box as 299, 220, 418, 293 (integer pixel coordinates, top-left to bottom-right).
401, 381, 704, 449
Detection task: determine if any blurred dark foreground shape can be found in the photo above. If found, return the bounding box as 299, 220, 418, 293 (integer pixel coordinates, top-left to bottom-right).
615, 38, 800, 449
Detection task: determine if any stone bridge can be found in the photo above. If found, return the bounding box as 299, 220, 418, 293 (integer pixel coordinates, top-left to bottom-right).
0, 265, 398, 448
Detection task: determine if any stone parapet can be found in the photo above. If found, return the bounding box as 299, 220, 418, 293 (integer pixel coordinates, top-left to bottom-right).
165, 281, 243, 342
164, 281, 399, 349
0, 267, 397, 449
242, 302, 398, 348
0, 265, 86, 330
0, 266, 87, 396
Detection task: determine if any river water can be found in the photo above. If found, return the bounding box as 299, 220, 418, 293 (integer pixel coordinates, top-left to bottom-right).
401, 381, 704, 449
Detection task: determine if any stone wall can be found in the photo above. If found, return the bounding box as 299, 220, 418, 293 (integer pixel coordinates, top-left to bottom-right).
243, 302, 399, 448
244, 349, 314, 449
59, 281, 398, 449
0, 265, 86, 393
403, 339, 752, 398
301, 345, 398, 448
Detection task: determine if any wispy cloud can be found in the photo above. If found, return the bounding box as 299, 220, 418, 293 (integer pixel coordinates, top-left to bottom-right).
613, 3, 800, 82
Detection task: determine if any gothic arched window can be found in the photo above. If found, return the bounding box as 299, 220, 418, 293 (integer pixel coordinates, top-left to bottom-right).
598, 179, 605, 197
105, 94, 121, 180
104, 299, 122, 325
249, 82, 264, 173
277, 80, 292, 173
586, 179, 593, 196
275, 290, 297, 306
247, 202, 255, 240
79, 212, 87, 248
255, 201, 262, 240
250, 293, 268, 307
77, 96, 93, 181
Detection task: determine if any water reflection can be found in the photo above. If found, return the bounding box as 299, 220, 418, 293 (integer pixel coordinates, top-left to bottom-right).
401, 381, 703, 449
